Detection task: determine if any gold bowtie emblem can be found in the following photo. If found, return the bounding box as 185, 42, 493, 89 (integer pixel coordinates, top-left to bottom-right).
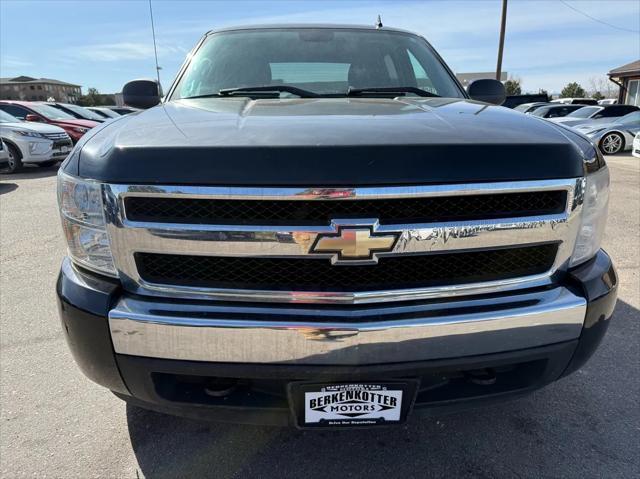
311, 228, 398, 262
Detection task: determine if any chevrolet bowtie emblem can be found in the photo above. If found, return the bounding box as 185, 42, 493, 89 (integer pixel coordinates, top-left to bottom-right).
310, 225, 398, 264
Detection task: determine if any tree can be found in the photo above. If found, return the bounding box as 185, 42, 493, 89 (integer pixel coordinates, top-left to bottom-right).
589, 76, 617, 100
77, 88, 115, 106
592, 91, 605, 101
560, 82, 586, 98
504, 78, 521, 96
77, 88, 102, 106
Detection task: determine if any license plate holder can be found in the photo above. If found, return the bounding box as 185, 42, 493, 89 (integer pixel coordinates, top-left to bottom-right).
289, 380, 419, 429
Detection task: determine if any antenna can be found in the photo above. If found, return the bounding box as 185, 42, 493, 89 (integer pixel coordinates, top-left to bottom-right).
375, 14, 383, 29
148, 0, 161, 86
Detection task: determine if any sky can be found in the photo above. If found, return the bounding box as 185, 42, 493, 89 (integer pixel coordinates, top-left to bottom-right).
1, 0, 639, 95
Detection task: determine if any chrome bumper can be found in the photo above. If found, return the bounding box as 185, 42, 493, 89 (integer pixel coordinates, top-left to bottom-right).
109, 287, 586, 365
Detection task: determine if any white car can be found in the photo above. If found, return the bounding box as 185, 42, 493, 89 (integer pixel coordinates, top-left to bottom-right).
632, 132, 640, 158
0, 139, 9, 171
598, 99, 617, 105
550, 98, 598, 105
0, 109, 73, 173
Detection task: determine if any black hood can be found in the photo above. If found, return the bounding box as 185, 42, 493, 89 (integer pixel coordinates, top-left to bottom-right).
69, 97, 590, 185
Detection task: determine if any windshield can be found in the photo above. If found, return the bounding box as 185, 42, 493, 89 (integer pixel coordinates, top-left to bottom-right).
514, 104, 532, 112
29, 103, 75, 120
61, 104, 104, 121
617, 111, 640, 125
0, 110, 20, 123
531, 107, 550, 117
567, 106, 601, 118
172, 28, 464, 99
92, 108, 119, 118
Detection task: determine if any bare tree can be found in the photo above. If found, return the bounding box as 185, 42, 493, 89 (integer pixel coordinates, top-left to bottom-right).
588, 76, 618, 99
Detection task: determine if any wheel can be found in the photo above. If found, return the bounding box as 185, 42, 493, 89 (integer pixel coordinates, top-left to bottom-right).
0, 144, 23, 173
599, 132, 624, 155
36, 160, 58, 168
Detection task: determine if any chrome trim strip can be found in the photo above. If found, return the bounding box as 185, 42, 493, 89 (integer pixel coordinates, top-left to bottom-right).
103, 179, 584, 304
109, 287, 587, 364
114, 178, 577, 201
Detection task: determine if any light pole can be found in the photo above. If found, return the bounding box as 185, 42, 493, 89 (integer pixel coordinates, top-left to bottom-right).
496, 0, 508, 81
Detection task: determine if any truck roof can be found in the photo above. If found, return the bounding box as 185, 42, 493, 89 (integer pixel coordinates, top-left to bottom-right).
205, 24, 418, 36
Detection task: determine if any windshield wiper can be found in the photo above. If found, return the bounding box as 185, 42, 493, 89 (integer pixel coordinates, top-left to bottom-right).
218, 85, 319, 98
346, 86, 440, 98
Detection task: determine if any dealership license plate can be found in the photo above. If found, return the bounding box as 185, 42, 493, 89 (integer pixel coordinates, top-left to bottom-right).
289, 381, 419, 428
53, 146, 71, 155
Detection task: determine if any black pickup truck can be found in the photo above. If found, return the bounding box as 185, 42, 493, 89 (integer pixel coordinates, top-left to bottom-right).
57, 24, 616, 428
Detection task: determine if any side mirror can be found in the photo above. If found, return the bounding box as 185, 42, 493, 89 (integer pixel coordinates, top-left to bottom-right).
25, 114, 43, 122
467, 79, 506, 106
122, 79, 161, 109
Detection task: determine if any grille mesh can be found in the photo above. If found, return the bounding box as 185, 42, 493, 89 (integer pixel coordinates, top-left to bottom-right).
125, 191, 567, 226
136, 244, 558, 292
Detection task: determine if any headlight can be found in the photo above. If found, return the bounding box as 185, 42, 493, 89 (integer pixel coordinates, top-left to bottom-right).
13, 129, 45, 138
570, 166, 610, 267
57, 170, 117, 276
72, 127, 90, 134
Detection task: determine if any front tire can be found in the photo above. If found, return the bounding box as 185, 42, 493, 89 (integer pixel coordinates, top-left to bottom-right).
1, 144, 23, 173
600, 132, 624, 155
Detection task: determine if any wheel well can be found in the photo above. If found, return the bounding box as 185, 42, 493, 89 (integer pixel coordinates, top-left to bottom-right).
1, 138, 23, 159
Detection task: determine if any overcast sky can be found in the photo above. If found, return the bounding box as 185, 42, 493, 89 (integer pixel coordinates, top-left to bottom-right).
1, 0, 638, 94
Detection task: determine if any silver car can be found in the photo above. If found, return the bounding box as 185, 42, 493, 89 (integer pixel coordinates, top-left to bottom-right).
575, 111, 640, 155
87, 107, 121, 119
549, 105, 638, 128
0, 109, 73, 173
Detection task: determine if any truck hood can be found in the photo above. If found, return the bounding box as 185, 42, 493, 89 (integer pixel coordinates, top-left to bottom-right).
73, 97, 589, 185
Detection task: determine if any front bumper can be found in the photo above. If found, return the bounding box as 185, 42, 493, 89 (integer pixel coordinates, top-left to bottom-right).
0, 148, 9, 168
57, 250, 617, 425
9, 136, 71, 164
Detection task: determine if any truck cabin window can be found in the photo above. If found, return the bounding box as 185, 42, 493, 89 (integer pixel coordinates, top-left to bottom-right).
173, 28, 464, 99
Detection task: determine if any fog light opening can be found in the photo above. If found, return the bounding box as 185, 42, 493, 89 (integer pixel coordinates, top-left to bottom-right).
204, 377, 238, 397
464, 368, 497, 386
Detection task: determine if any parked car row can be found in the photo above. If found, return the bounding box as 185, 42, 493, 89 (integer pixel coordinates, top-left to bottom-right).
514, 100, 639, 155
0, 100, 136, 173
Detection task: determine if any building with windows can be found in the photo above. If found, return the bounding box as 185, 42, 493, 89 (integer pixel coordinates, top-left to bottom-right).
0, 76, 81, 103
608, 60, 640, 106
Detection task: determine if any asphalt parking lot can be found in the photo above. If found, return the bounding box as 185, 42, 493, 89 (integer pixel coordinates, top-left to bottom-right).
1, 155, 638, 479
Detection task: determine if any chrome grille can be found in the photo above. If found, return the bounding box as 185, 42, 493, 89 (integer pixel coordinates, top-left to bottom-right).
124, 191, 567, 226
43, 132, 70, 141
103, 179, 584, 304
136, 244, 559, 292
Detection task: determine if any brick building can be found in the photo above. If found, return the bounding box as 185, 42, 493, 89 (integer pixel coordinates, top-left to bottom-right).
0, 76, 81, 103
